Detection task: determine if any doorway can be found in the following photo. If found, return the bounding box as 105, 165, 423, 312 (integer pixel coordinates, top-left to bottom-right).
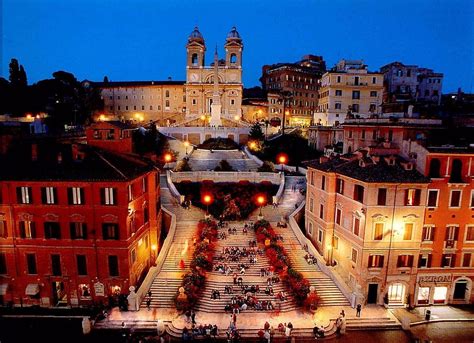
52, 281, 67, 307
388, 283, 406, 305
453, 281, 467, 301
367, 284, 378, 304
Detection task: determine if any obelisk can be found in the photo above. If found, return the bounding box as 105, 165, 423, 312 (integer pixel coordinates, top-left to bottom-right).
209, 47, 222, 127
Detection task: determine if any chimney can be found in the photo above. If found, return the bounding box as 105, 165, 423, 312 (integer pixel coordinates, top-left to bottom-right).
31, 144, 38, 161
57, 152, 62, 164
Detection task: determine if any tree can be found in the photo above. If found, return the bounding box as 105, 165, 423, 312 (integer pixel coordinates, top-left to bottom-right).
174, 159, 192, 172
249, 122, 264, 140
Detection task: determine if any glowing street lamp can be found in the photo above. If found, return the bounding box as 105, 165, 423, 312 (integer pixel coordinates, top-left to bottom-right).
249, 141, 257, 150
184, 141, 190, 155
277, 153, 288, 173
164, 153, 172, 163
202, 194, 213, 217
234, 115, 240, 121
257, 194, 266, 216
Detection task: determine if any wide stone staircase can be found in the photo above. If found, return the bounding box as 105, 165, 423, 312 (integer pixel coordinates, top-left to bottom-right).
188, 149, 260, 171
139, 176, 204, 309
194, 221, 297, 313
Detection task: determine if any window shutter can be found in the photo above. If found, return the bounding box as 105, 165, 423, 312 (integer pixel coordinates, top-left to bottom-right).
451, 254, 456, 267
418, 254, 423, 268
41, 188, 47, 204
30, 222, 36, 238
19, 222, 25, 238
80, 188, 85, 204
100, 189, 105, 205
408, 255, 414, 267
414, 189, 421, 205
441, 254, 446, 267
53, 188, 57, 204
431, 227, 436, 241
396, 255, 402, 267
67, 188, 73, 205
16, 187, 22, 203
70, 223, 75, 239
113, 188, 117, 205
427, 254, 432, 268
445, 228, 450, 241
454, 227, 459, 240
368, 255, 373, 267
102, 225, 107, 240
404, 190, 408, 206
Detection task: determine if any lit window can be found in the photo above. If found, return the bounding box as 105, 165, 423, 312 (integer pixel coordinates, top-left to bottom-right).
404, 189, 421, 206
41, 187, 56, 205
397, 254, 413, 267
102, 188, 116, 205
466, 226, 474, 242
17, 187, 32, 204
373, 223, 384, 240
403, 223, 413, 240
368, 255, 384, 268
422, 226, 435, 241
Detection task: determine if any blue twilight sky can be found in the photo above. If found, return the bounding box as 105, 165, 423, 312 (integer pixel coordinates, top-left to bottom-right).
1, 0, 473, 92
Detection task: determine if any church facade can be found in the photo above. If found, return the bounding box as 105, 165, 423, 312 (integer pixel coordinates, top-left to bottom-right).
95, 27, 244, 127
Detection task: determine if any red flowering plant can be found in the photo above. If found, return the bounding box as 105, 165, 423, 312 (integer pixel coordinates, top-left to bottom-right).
175, 219, 218, 311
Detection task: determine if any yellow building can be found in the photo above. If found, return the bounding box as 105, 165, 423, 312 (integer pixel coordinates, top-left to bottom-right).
315, 60, 383, 126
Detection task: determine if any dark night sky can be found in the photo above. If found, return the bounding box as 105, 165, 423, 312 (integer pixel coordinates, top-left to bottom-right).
2, 0, 473, 92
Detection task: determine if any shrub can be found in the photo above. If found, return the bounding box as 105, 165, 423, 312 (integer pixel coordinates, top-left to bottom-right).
214, 159, 235, 171
174, 158, 192, 172
257, 161, 276, 172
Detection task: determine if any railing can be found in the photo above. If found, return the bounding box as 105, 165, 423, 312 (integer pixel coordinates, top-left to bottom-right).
166, 170, 182, 201
169, 170, 283, 185
136, 206, 177, 306
287, 201, 353, 304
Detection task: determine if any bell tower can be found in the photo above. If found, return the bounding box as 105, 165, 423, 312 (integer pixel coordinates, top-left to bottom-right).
186, 27, 206, 71
225, 26, 243, 69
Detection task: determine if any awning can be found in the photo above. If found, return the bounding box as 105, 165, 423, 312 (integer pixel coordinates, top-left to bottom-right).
25, 283, 40, 296
0, 284, 8, 295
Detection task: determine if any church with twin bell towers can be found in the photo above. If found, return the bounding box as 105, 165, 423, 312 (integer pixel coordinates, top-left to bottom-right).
185, 26, 244, 126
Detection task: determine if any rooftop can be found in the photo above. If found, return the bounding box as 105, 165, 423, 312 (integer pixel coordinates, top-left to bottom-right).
0, 140, 155, 182
306, 155, 430, 183
92, 80, 185, 88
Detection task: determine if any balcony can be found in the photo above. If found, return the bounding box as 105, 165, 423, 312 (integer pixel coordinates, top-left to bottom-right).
444, 240, 456, 249
346, 82, 369, 86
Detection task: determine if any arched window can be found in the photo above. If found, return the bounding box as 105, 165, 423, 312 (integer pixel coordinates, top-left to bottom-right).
428, 158, 441, 178
191, 53, 198, 66
230, 53, 237, 64
450, 159, 463, 183
165, 90, 170, 98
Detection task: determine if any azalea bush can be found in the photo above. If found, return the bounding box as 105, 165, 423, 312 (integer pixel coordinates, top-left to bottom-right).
175, 219, 218, 311
253, 220, 312, 307
175, 182, 278, 220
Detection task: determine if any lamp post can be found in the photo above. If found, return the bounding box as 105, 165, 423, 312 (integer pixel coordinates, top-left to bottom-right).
257, 194, 266, 219
202, 194, 213, 219
184, 141, 190, 155
277, 153, 288, 174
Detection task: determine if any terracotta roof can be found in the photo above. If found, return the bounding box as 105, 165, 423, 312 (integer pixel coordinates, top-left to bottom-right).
306, 156, 430, 183
93, 80, 185, 87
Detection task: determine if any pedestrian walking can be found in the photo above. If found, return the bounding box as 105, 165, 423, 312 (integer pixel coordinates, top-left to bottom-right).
356, 303, 361, 317
191, 310, 196, 325
146, 297, 151, 310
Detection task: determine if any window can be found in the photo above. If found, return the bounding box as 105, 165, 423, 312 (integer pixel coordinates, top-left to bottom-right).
41, 187, 57, 204
308, 222, 313, 236
321, 176, 326, 190
441, 253, 455, 268
44, 222, 61, 239
427, 189, 439, 207
51, 254, 61, 276
377, 188, 387, 206
470, 190, 474, 208
462, 253, 471, 267
0, 253, 7, 274
309, 198, 314, 213
422, 226, 435, 241
165, 90, 170, 98
445, 226, 459, 248
191, 53, 198, 66
336, 179, 344, 194
17, 187, 32, 204
141, 105, 145, 111
335, 208, 342, 225
369, 104, 376, 112
103, 223, 119, 240
396, 69, 403, 77
351, 248, 358, 263
353, 185, 365, 203
68, 187, 84, 205
19, 221, 36, 239
230, 99, 235, 105
354, 77, 359, 85
352, 91, 360, 99
317, 228, 323, 243
348, 130, 353, 139
397, 255, 413, 268
125, 106, 128, 111
70, 222, 87, 239
361, 130, 366, 139
335, 90, 342, 96
368, 255, 384, 268
108, 255, 119, 276
428, 158, 441, 178
0, 220, 7, 238
319, 204, 324, 220
353, 216, 360, 236
26, 253, 37, 274
418, 254, 432, 268
403, 223, 413, 240
335, 103, 341, 110
337, 76, 341, 83
404, 189, 421, 206
192, 99, 196, 105
449, 159, 463, 183
466, 226, 474, 242
372, 77, 377, 84
77, 255, 87, 276
165, 100, 170, 107
352, 104, 359, 112
370, 91, 377, 97
374, 223, 384, 240
101, 187, 116, 205
449, 190, 462, 207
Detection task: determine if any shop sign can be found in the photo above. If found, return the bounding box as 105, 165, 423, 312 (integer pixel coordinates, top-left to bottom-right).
417, 274, 452, 283
94, 282, 105, 297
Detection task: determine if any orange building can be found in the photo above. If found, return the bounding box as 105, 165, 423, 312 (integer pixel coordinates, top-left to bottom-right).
306, 153, 430, 307
0, 140, 161, 308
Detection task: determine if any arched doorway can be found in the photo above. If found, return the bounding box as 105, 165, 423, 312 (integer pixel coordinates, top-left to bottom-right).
452, 277, 471, 303
387, 282, 406, 306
